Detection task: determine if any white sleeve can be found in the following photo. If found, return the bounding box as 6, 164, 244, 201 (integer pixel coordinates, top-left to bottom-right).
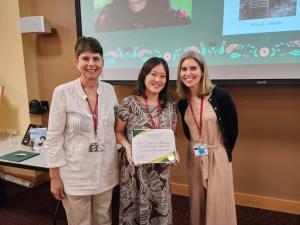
111, 85, 118, 107
104, 82, 118, 114
44, 87, 67, 168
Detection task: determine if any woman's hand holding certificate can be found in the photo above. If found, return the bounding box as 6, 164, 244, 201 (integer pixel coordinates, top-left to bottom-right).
131, 129, 177, 164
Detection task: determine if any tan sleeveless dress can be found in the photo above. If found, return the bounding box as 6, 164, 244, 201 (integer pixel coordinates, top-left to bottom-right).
184, 96, 237, 225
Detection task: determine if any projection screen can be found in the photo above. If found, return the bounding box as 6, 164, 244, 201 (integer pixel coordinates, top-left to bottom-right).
76, 0, 300, 85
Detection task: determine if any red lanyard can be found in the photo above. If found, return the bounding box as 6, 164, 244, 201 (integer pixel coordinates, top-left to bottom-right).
143, 97, 161, 129
189, 97, 204, 137
87, 95, 98, 135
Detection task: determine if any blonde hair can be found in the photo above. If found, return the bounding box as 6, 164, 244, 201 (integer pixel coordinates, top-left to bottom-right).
176, 51, 214, 99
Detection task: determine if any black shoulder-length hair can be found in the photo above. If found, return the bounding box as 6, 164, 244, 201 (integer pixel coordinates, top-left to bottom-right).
110, 0, 170, 13
133, 57, 170, 108
97, 0, 172, 32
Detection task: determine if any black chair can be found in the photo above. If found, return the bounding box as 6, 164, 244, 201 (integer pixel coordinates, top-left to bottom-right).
53, 200, 62, 225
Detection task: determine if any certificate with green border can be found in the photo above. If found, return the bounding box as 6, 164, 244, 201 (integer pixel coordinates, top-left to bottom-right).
131, 129, 176, 164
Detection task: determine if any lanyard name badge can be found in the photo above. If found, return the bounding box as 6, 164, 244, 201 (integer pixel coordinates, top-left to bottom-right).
189, 98, 208, 157
144, 96, 161, 129
87, 95, 104, 152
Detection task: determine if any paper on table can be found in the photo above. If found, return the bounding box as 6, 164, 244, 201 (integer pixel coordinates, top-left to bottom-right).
0, 150, 39, 162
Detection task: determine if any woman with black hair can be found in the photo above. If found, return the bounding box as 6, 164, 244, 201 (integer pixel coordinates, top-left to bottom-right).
96, 0, 191, 32
115, 57, 178, 224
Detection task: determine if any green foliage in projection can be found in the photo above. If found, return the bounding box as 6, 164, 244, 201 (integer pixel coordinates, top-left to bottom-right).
171, 0, 192, 16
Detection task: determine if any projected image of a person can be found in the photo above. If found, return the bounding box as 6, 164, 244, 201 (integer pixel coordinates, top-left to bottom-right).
115, 57, 179, 224
44, 37, 119, 225
96, 0, 191, 32
177, 51, 238, 225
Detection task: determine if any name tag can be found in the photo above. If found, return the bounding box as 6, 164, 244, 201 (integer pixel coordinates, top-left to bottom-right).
193, 144, 208, 156
88, 142, 104, 152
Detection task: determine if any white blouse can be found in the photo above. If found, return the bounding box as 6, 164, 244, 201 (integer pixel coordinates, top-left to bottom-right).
44, 78, 119, 195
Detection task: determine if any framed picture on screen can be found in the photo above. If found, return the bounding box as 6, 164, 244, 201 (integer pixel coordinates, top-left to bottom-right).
21, 124, 42, 146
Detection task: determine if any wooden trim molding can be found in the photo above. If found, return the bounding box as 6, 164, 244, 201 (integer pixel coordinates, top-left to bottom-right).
171, 183, 300, 215
171, 182, 189, 196
235, 192, 300, 215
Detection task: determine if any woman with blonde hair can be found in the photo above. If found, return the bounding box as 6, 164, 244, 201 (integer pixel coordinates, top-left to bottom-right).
177, 51, 238, 225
